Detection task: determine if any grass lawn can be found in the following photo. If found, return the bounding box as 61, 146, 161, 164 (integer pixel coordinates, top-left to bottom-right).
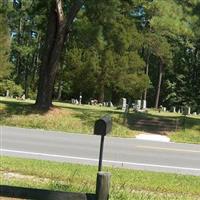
1, 156, 200, 200
0, 97, 200, 143
0, 97, 137, 137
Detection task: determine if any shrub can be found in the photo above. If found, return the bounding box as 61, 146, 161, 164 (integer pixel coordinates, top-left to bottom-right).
0, 80, 23, 97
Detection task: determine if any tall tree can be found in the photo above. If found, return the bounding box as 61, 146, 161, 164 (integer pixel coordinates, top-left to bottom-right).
0, 5, 11, 79
84, 0, 148, 102
142, 0, 192, 108
59, 0, 149, 103
35, 0, 83, 109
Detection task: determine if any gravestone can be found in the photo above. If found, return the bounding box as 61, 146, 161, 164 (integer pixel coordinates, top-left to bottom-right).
142, 100, 147, 109
173, 107, 176, 113
183, 106, 191, 115
136, 100, 141, 110
71, 98, 76, 104
6, 90, 9, 97
121, 98, 127, 111
188, 107, 191, 115
108, 101, 113, 107
21, 94, 25, 100
79, 93, 82, 105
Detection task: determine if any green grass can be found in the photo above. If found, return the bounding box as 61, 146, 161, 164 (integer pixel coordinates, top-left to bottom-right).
127, 110, 200, 144
1, 156, 200, 200
171, 116, 200, 144
0, 97, 136, 137
0, 97, 200, 143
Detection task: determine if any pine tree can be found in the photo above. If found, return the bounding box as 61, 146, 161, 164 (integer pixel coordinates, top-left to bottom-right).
0, 9, 11, 79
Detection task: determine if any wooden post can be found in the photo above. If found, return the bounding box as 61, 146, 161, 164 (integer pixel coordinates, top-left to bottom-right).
98, 135, 105, 172
96, 172, 111, 200
0, 185, 95, 200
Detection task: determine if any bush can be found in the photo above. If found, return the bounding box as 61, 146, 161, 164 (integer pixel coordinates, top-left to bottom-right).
28, 90, 37, 100
0, 80, 23, 97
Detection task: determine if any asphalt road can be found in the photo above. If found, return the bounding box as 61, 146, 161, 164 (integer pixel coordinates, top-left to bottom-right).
1, 126, 200, 176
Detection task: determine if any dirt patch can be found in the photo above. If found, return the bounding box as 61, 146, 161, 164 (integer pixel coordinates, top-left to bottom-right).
44, 107, 72, 117
2, 172, 49, 183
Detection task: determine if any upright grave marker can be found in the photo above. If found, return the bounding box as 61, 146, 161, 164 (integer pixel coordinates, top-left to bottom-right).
121, 98, 127, 111
136, 100, 141, 110
142, 100, 147, 109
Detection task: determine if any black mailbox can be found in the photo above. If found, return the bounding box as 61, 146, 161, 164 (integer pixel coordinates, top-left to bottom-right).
94, 115, 112, 136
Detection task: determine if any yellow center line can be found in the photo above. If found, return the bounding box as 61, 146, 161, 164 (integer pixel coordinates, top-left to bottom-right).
137, 146, 200, 153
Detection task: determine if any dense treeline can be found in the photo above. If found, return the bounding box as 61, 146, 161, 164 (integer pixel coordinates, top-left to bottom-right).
0, 0, 200, 111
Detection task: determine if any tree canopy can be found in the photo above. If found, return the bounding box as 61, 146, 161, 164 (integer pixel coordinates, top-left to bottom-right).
1, 0, 200, 112
0, 6, 11, 79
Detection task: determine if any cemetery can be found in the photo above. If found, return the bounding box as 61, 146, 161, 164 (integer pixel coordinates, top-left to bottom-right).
1, 0, 200, 198
0, 96, 199, 144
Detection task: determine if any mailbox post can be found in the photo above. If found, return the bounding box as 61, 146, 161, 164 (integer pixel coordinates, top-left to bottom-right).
94, 115, 112, 171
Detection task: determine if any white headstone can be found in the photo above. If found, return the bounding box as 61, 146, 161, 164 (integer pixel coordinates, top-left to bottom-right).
71, 98, 75, 104
173, 107, 176, 113
109, 101, 113, 107
122, 98, 127, 111
6, 90, 9, 97
188, 107, 191, 115
136, 100, 142, 110
79, 94, 82, 105
21, 94, 25, 100
184, 107, 191, 115
142, 100, 147, 109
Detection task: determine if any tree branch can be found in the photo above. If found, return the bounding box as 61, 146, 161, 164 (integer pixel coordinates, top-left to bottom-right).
56, 0, 65, 23
65, 0, 84, 30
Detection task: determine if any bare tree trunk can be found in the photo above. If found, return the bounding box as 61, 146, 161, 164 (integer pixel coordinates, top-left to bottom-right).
144, 48, 150, 101
155, 60, 163, 109
35, 0, 83, 109
24, 62, 29, 98
98, 82, 105, 103
98, 65, 106, 103
56, 55, 64, 100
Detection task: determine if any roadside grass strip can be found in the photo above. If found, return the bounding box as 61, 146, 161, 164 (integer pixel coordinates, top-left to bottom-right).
1, 156, 200, 200
0, 98, 137, 137
0, 97, 200, 144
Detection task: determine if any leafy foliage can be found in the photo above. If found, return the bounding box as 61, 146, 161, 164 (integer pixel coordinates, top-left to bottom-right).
0, 80, 23, 97
0, 11, 12, 79
1, 0, 200, 110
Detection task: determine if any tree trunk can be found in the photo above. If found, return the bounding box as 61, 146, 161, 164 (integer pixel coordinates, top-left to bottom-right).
35, 0, 83, 110
98, 65, 106, 103
155, 60, 163, 109
57, 63, 63, 101
98, 82, 105, 103
24, 63, 29, 98
144, 48, 150, 101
